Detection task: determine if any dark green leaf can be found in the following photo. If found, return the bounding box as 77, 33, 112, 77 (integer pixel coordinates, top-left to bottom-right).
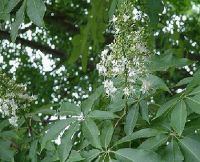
29, 140, 38, 162
81, 86, 103, 115
5, 0, 21, 13
81, 149, 101, 162
124, 105, 139, 135
146, 74, 170, 92
171, 100, 187, 136
82, 118, 102, 149
58, 122, 80, 162
0, 140, 14, 161
66, 150, 84, 162
176, 77, 193, 87
139, 134, 168, 150
179, 136, 200, 162
144, 0, 163, 27
156, 97, 178, 118
161, 139, 184, 162
41, 119, 75, 150
139, 100, 149, 123
11, 0, 26, 42
115, 128, 166, 146
100, 121, 114, 148
26, 0, 46, 26
60, 102, 81, 116
88, 110, 118, 120
114, 148, 161, 162
185, 95, 200, 114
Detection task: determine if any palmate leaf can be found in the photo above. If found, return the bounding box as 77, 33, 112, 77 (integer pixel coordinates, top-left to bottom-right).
124, 105, 139, 135
26, 0, 46, 27
178, 136, 200, 162
114, 148, 162, 162
171, 100, 187, 136
82, 118, 102, 149
41, 118, 75, 150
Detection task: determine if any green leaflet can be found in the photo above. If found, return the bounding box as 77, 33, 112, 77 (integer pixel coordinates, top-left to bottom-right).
66, 150, 84, 162
185, 95, 200, 114
41, 118, 75, 150
188, 86, 200, 96
179, 136, 200, 162
145, 74, 170, 93
139, 100, 150, 123
26, 0, 46, 27
109, 0, 122, 19
11, 0, 26, 42
114, 128, 166, 146
58, 122, 80, 162
69, 0, 108, 70
114, 148, 161, 162
82, 118, 102, 149
0, 140, 14, 161
108, 92, 126, 112
80, 149, 101, 162
100, 121, 114, 148
4, 0, 21, 13
60, 102, 81, 116
149, 52, 192, 72
144, 0, 164, 27
88, 110, 118, 120
156, 97, 179, 118
176, 77, 193, 87
81, 86, 103, 115
161, 139, 184, 162
124, 105, 139, 135
0, 0, 10, 21
139, 134, 168, 150
171, 100, 187, 136
29, 140, 38, 162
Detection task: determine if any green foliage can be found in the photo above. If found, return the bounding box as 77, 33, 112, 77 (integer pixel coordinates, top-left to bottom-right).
1, 0, 200, 162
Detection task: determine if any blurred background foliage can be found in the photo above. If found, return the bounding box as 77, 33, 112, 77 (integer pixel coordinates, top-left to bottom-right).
0, 0, 199, 106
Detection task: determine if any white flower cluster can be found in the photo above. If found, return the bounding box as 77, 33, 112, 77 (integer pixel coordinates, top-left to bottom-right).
97, 1, 151, 97
0, 72, 36, 127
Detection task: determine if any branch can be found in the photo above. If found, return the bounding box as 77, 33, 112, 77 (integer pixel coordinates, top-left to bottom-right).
0, 30, 67, 59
